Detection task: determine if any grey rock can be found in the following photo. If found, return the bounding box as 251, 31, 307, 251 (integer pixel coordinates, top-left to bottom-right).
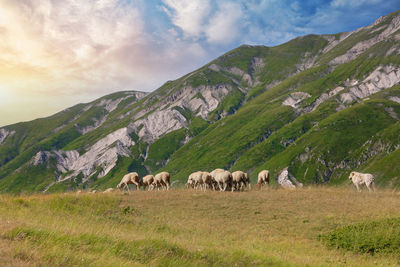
0, 128, 15, 144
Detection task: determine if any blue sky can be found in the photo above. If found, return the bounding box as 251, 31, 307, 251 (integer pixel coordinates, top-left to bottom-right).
0, 0, 399, 126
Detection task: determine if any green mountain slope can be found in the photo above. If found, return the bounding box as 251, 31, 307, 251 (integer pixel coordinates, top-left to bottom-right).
1, 10, 400, 193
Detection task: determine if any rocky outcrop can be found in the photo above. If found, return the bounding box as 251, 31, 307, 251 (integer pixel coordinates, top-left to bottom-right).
76, 92, 147, 135
330, 15, 400, 65
276, 167, 303, 188
33, 127, 135, 189
389, 96, 400, 104
282, 92, 311, 110
340, 65, 400, 103
134, 109, 187, 143
0, 129, 15, 144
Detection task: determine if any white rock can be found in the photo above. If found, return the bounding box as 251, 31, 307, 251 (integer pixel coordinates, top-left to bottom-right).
330, 15, 400, 65
276, 167, 303, 188
343, 65, 400, 102
389, 96, 400, 104
0, 129, 15, 144
282, 92, 311, 109
135, 109, 187, 143
208, 64, 220, 72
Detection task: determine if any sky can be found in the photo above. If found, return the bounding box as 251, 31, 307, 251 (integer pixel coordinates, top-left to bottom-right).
0, 0, 399, 126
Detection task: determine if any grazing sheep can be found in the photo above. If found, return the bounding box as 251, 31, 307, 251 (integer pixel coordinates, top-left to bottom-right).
117, 172, 140, 191
141, 175, 154, 191
232, 171, 247, 191
242, 172, 251, 190
151, 172, 171, 190
187, 171, 202, 189
103, 188, 115, 193
349, 171, 376, 192
210, 169, 224, 191
200, 171, 214, 190
212, 169, 232, 191
257, 170, 270, 189
186, 175, 194, 188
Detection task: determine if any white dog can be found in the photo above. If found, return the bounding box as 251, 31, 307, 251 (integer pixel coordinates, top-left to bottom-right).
349, 171, 376, 192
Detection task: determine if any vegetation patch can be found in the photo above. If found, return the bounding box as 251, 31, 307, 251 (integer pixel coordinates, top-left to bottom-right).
320, 217, 400, 255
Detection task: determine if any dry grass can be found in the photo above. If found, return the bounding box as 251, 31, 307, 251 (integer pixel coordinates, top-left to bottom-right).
1, 186, 400, 266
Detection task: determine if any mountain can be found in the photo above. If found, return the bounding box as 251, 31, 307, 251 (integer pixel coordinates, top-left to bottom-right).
1, 10, 400, 193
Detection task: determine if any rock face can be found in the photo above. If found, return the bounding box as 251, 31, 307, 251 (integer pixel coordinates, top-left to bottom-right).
340, 65, 400, 103
134, 109, 187, 143
330, 15, 400, 65
33, 127, 135, 189
282, 92, 311, 110
284, 65, 400, 113
277, 167, 303, 188
0, 129, 15, 144
75, 92, 147, 135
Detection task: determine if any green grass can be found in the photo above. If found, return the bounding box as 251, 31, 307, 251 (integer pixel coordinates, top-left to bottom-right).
320, 217, 400, 255
145, 128, 188, 172
1, 188, 400, 266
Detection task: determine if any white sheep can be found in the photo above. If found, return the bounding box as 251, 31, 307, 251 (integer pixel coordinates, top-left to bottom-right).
211, 169, 232, 191
187, 171, 202, 189
349, 171, 376, 192
200, 171, 214, 190
117, 172, 140, 191
232, 171, 248, 191
141, 175, 154, 191
257, 170, 270, 189
151, 172, 171, 190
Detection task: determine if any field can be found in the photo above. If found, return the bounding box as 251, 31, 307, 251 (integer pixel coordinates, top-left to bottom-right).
1, 187, 400, 266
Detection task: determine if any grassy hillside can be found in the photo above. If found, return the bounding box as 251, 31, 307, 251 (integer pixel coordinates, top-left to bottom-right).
1, 188, 400, 266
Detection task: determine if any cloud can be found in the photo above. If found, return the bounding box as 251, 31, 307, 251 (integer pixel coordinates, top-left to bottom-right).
205, 2, 244, 44
161, 0, 211, 38
1, 0, 400, 126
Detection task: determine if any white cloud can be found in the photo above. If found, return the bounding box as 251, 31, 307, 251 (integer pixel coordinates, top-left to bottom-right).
205, 2, 244, 44
162, 0, 211, 38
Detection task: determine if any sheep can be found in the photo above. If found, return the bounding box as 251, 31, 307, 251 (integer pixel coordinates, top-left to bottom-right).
211, 169, 232, 191
141, 175, 154, 191
200, 171, 214, 190
117, 172, 140, 191
186, 175, 194, 188
151, 172, 171, 190
232, 171, 248, 191
242, 172, 251, 190
210, 169, 224, 190
187, 171, 202, 189
349, 171, 376, 192
257, 170, 270, 189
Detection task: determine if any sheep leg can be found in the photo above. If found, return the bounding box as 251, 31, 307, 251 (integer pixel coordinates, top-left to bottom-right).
133, 181, 140, 190
223, 183, 228, 192
355, 183, 361, 192
218, 182, 224, 191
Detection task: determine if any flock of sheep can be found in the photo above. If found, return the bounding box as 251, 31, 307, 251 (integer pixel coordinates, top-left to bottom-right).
116, 169, 270, 192
114, 169, 376, 192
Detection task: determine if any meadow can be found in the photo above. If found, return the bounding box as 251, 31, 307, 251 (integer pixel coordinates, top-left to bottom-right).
1, 186, 400, 266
